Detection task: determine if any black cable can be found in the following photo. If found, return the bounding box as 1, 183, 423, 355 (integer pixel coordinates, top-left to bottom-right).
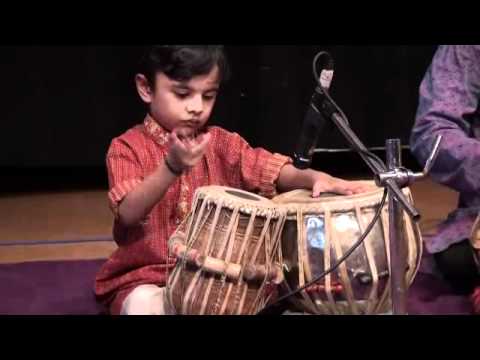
312, 52, 350, 126
312, 51, 330, 84
313, 52, 387, 172
359, 149, 387, 171
258, 187, 388, 314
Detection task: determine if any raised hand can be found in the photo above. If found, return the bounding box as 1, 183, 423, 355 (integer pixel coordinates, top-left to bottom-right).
165, 126, 211, 174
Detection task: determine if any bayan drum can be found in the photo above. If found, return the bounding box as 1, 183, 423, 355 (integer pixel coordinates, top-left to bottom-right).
272, 182, 422, 315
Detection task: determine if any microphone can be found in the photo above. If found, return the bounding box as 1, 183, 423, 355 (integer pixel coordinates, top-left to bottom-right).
293, 54, 334, 170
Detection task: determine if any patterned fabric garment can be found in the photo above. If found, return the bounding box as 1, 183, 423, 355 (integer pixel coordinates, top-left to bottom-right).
410, 45, 480, 254
95, 114, 292, 314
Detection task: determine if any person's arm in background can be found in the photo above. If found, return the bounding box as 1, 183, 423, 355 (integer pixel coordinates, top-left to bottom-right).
410, 45, 480, 196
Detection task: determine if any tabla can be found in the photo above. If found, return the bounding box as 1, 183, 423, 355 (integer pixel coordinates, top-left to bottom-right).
166, 186, 286, 315
272, 182, 423, 315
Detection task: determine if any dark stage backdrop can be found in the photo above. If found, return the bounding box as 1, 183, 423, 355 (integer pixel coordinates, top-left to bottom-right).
0, 45, 438, 189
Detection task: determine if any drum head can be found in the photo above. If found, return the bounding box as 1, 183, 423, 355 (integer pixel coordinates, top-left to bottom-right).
195, 185, 282, 218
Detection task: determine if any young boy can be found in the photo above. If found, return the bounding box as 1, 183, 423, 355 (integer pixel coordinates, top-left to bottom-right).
95, 46, 371, 315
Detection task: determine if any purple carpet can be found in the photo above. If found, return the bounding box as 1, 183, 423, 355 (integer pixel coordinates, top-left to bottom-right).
0, 254, 473, 315
0, 259, 107, 315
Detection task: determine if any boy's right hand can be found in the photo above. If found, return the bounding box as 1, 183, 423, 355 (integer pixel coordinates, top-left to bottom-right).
165, 127, 211, 174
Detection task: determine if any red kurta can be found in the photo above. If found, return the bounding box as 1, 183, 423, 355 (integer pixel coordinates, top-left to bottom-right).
95, 115, 291, 314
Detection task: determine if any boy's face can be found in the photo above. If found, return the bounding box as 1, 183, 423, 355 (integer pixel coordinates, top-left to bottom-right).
136, 66, 220, 134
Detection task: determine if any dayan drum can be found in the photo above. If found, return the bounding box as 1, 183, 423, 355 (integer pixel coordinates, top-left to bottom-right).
166, 186, 286, 315
272, 182, 423, 315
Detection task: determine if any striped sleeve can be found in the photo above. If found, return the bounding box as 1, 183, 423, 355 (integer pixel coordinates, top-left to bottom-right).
216, 129, 292, 198
106, 138, 144, 218
257, 152, 292, 198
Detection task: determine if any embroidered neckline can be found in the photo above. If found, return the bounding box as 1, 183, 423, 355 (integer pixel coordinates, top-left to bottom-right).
143, 114, 170, 146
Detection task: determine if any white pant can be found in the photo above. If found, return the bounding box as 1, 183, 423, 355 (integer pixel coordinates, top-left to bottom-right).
120, 285, 175, 315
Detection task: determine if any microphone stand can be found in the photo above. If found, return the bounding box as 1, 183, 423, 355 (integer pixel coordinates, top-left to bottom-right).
315, 96, 441, 315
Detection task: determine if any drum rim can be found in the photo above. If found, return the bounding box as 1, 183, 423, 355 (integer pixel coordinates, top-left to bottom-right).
273, 180, 379, 203
194, 185, 283, 218
272, 181, 412, 214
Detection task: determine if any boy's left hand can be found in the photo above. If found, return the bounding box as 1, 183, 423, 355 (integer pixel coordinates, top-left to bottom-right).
312, 174, 375, 198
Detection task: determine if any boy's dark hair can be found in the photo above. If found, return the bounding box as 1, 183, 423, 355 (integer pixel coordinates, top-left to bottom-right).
138, 45, 230, 87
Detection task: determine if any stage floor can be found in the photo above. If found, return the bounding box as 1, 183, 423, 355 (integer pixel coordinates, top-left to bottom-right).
0, 178, 474, 315
0, 177, 459, 263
